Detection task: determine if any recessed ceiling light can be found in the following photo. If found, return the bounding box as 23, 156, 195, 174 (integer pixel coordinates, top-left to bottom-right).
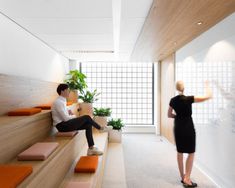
197, 21, 203, 25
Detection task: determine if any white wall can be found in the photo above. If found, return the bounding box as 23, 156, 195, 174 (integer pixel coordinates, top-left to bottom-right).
176, 13, 235, 188
0, 13, 69, 82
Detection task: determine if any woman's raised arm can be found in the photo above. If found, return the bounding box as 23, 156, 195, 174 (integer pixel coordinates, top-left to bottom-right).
194, 81, 212, 103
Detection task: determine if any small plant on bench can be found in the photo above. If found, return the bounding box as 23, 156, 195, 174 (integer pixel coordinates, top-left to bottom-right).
93, 108, 111, 117
78, 89, 100, 117
107, 118, 125, 143
93, 108, 112, 127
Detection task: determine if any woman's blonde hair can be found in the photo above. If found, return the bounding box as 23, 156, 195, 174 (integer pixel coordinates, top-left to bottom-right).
176, 81, 184, 92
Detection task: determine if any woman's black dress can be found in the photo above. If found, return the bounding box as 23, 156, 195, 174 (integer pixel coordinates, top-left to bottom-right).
169, 95, 195, 153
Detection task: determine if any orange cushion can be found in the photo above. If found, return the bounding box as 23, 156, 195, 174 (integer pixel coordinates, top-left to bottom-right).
18, 142, 59, 161
74, 156, 98, 173
66, 101, 73, 106
35, 104, 51, 110
65, 181, 91, 188
8, 108, 41, 116
55, 131, 78, 137
0, 165, 33, 188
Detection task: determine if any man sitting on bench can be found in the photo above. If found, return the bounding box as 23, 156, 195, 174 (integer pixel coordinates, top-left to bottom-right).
51, 83, 112, 156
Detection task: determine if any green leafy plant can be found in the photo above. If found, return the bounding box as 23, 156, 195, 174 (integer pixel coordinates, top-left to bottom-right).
64, 70, 87, 92
93, 107, 111, 116
107, 118, 124, 130
78, 89, 100, 103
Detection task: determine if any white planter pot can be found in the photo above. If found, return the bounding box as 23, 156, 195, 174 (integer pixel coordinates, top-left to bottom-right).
93, 116, 107, 127
79, 103, 93, 117
109, 129, 122, 143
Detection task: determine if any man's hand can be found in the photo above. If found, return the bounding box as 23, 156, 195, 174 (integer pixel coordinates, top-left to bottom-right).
68, 110, 74, 115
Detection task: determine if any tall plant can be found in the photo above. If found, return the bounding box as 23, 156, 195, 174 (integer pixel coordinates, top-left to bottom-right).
64, 70, 87, 93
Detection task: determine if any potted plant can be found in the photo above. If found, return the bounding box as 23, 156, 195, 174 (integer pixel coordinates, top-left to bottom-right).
107, 118, 124, 143
64, 70, 87, 103
93, 107, 112, 127
78, 89, 100, 117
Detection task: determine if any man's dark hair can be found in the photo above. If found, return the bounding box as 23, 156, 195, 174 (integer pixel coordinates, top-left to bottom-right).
57, 83, 69, 95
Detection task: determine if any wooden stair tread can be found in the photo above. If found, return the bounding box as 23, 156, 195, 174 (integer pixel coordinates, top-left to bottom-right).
13, 131, 86, 188
60, 132, 108, 188
0, 110, 52, 163
0, 110, 51, 127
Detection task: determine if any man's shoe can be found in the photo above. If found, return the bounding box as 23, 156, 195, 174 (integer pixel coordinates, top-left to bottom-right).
87, 147, 103, 156
99, 126, 113, 133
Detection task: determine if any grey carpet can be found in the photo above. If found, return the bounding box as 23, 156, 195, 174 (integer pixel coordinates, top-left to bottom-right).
122, 134, 218, 188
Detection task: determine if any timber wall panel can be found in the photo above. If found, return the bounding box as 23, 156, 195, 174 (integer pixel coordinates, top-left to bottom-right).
0, 73, 59, 115
160, 54, 175, 143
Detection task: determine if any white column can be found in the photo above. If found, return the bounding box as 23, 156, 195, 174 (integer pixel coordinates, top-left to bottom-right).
69, 59, 78, 70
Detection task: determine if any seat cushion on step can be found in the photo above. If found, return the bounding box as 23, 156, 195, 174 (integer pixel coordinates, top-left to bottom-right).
65, 181, 91, 188
35, 104, 51, 110
8, 108, 41, 116
66, 101, 73, 106
74, 156, 98, 173
0, 165, 33, 188
18, 142, 59, 161
55, 131, 78, 137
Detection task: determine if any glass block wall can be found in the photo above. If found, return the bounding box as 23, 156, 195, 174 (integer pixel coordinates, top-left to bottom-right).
81, 62, 154, 125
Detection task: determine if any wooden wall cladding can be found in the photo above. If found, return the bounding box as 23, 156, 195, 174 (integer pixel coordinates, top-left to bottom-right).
160, 54, 175, 143
0, 74, 59, 115
131, 0, 235, 62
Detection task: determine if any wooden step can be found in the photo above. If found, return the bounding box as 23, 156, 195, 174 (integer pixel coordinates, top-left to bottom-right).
60, 132, 108, 188
0, 103, 79, 163
8, 131, 86, 188
0, 110, 52, 163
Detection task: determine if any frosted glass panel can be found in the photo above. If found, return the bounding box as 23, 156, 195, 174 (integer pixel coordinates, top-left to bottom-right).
176, 60, 235, 187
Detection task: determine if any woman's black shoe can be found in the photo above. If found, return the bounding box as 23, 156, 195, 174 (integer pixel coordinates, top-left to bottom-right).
182, 181, 197, 187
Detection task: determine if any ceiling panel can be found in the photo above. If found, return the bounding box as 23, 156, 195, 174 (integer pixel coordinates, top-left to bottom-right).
39, 34, 113, 44
14, 18, 113, 35
120, 19, 145, 42
0, 0, 152, 61
54, 43, 113, 51
119, 0, 153, 61
119, 42, 135, 53
0, 0, 112, 18
62, 52, 115, 61
131, 0, 235, 62
2, 0, 234, 62
121, 0, 153, 18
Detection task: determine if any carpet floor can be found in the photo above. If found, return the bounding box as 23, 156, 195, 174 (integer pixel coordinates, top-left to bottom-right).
102, 133, 218, 188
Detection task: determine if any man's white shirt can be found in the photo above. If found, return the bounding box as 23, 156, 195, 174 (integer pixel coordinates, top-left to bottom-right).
51, 96, 76, 126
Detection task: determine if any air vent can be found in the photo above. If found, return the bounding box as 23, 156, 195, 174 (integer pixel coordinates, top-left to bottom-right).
62, 50, 114, 53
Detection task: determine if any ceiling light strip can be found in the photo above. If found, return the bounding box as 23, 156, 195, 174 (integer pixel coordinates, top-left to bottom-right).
112, 0, 122, 59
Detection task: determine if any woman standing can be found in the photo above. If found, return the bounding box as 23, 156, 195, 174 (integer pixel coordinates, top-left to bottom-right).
168, 81, 212, 187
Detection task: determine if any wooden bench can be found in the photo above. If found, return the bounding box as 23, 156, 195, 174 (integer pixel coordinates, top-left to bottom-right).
0, 101, 109, 188
59, 132, 108, 188
0, 110, 52, 163
0, 102, 80, 163
0, 103, 90, 188
11, 132, 87, 188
